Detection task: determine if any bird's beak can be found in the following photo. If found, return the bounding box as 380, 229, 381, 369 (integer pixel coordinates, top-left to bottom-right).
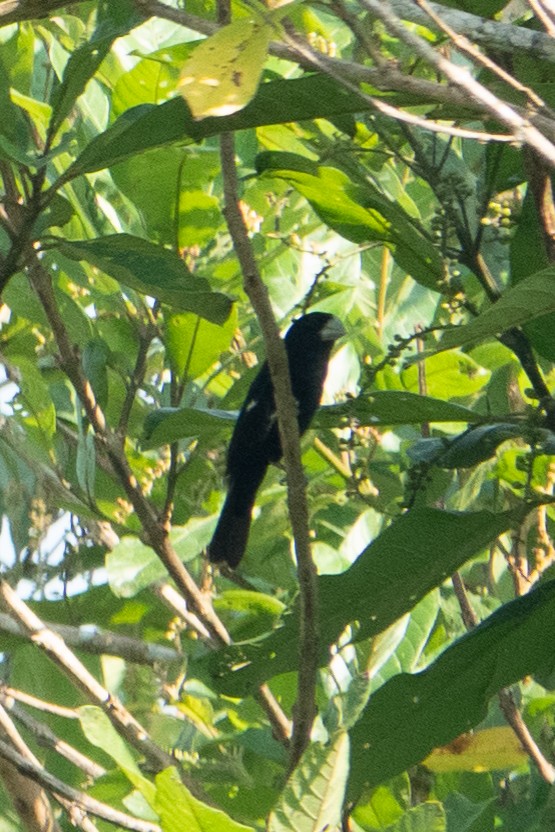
320, 316, 346, 342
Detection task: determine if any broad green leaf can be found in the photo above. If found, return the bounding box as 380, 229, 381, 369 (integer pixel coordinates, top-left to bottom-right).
268, 732, 349, 832
10, 355, 56, 441
48, 1, 143, 139
351, 779, 408, 830
386, 802, 446, 832
407, 423, 540, 469
433, 269, 555, 353
82, 337, 110, 411
143, 407, 237, 448
111, 150, 221, 247
78, 706, 156, 802
315, 392, 481, 429
348, 579, 555, 797
443, 793, 496, 832
401, 352, 490, 399
256, 153, 444, 290
107, 516, 216, 596
0, 48, 32, 164
179, 20, 272, 120
32, 194, 74, 235
204, 508, 519, 697
154, 767, 254, 832
511, 189, 555, 360
165, 309, 236, 380
63, 73, 411, 179
178, 191, 222, 248
214, 589, 285, 641
76, 427, 96, 499
55, 234, 232, 324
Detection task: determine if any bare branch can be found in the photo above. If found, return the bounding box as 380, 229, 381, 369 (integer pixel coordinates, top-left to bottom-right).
134, 0, 555, 148
0, 1, 90, 27
389, 0, 555, 61
0, 739, 160, 832
27, 254, 230, 647
0, 612, 181, 665
0, 690, 106, 780
452, 571, 555, 784
0, 580, 179, 777
359, 0, 555, 166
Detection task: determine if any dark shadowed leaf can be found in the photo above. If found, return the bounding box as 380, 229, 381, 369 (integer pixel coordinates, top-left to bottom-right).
203, 508, 519, 696
348, 579, 555, 798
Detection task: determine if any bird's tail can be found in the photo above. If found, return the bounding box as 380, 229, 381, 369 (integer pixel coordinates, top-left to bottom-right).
207, 467, 267, 567
207, 496, 252, 568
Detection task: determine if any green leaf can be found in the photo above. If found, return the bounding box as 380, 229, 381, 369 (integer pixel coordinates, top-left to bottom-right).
204, 508, 518, 697
55, 234, 232, 324
386, 802, 446, 832
400, 352, 490, 399
179, 20, 272, 120
0, 46, 32, 164
10, 355, 56, 441
315, 392, 481, 429
268, 732, 349, 832
348, 579, 555, 797
165, 309, 236, 379
256, 153, 444, 290
143, 407, 237, 448
62, 74, 388, 178
48, 0, 143, 139
214, 589, 285, 640
32, 194, 74, 235
78, 705, 156, 802
433, 269, 555, 353
407, 423, 534, 469
511, 189, 555, 361
154, 767, 255, 832
82, 337, 110, 411
76, 427, 96, 499
106, 517, 216, 596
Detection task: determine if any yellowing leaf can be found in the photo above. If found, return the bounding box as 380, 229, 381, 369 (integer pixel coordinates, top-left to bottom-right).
424, 727, 527, 773
179, 20, 272, 120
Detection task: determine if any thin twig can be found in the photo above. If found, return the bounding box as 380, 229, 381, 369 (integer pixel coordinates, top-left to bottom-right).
0, 691, 106, 779
0, 612, 181, 665
132, 0, 555, 147
414, 0, 549, 112
528, 0, 555, 36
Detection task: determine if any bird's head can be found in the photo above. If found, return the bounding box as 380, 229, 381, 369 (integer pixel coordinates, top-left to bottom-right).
285, 312, 346, 346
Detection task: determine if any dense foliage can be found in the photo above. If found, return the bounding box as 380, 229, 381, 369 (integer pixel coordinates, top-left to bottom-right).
1, 0, 555, 830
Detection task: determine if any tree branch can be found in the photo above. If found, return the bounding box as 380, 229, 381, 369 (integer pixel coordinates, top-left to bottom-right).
27, 253, 230, 647
0, 612, 181, 665
452, 571, 555, 784
0, 580, 182, 780
389, 0, 555, 62
0, 0, 89, 26
359, 0, 555, 166
0, 738, 160, 832
219, 129, 319, 768
0, 689, 106, 780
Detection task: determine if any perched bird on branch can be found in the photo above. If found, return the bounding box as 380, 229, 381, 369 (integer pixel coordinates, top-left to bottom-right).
207, 312, 345, 568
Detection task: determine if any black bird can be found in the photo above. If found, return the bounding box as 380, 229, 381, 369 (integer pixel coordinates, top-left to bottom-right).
207, 312, 345, 567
